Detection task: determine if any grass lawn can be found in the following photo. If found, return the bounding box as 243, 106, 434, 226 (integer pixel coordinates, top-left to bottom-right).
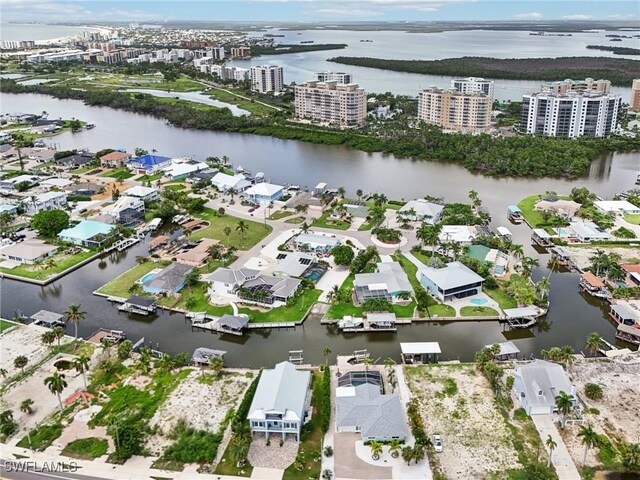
96, 74, 203, 92
0, 249, 97, 280
282, 371, 324, 480
158, 283, 321, 322
269, 210, 294, 220
284, 216, 305, 224
190, 209, 272, 251
164, 184, 186, 191
357, 221, 374, 231
484, 287, 518, 309
459, 306, 500, 317
623, 214, 640, 225
100, 167, 135, 180
206, 88, 278, 116
62, 437, 108, 460
71, 165, 100, 174
96, 261, 166, 297
137, 172, 164, 182
425, 304, 456, 317
517, 194, 571, 228
17, 423, 63, 451
0, 319, 16, 332
312, 212, 350, 230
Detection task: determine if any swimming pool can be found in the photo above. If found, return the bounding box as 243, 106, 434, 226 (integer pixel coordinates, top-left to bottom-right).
470, 298, 488, 306
302, 265, 328, 283
140, 272, 157, 284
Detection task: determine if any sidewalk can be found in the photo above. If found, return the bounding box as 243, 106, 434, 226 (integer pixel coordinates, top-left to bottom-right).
531, 415, 581, 480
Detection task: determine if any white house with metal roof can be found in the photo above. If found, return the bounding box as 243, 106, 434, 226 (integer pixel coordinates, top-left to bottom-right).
439, 225, 477, 245
513, 359, 576, 415
210, 172, 251, 192
594, 200, 640, 216
23, 191, 67, 215
568, 221, 612, 243
336, 383, 407, 442
419, 261, 484, 302
248, 361, 311, 442
398, 199, 444, 224
354, 261, 413, 304
294, 233, 341, 253
122, 185, 160, 202
242, 182, 284, 204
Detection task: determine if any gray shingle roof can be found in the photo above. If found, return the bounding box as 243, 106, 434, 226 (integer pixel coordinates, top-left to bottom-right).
203, 267, 259, 285
248, 362, 310, 422
336, 384, 407, 439
219, 314, 249, 331
143, 263, 192, 292
243, 274, 301, 299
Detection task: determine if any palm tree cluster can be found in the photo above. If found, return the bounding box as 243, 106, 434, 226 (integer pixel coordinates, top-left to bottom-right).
541, 346, 575, 364
588, 249, 624, 281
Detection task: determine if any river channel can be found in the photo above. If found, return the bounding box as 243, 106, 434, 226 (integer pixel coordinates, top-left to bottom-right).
0, 92, 638, 367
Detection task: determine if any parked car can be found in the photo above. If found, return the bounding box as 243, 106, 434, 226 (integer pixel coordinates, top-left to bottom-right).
433, 434, 443, 452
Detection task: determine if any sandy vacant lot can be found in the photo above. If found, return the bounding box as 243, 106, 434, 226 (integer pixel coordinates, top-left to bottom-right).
146, 369, 253, 454
565, 246, 640, 271
1, 324, 70, 379
404, 364, 520, 479
563, 353, 640, 467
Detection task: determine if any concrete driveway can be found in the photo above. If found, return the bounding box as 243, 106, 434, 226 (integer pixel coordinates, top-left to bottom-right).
334, 432, 391, 480
531, 414, 580, 480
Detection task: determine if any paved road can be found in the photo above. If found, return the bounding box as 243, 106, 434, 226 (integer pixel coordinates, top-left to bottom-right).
1, 459, 108, 480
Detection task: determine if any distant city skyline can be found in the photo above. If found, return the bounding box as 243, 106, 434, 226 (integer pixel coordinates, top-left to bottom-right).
1, 0, 639, 23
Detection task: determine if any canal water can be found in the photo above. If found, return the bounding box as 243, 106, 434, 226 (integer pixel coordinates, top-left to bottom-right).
0, 92, 638, 367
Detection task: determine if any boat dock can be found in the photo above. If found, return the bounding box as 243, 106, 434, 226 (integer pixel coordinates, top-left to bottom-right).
103, 235, 142, 254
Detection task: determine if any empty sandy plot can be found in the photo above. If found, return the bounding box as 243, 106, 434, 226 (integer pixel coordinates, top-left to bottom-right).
563, 353, 640, 467
565, 246, 640, 271
146, 369, 253, 454
404, 364, 520, 479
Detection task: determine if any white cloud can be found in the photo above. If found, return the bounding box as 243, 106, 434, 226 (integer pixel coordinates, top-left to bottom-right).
313, 7, 383, 16
1, 0, 164, 21
513, 12, 543, 20
561, 14, 592, 20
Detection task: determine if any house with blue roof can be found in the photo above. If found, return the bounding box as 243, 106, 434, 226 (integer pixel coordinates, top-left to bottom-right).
58, 220, 115, 247
127, 154, 172, 174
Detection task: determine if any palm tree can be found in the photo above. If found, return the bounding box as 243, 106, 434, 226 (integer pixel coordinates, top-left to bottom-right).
389, 439, 401, 458
300, 222, 310, 234
416, 223, 441, 253
555, 391, 574, 428
401, 446, 413, 465
20, 398, 34, 414
100, 337, 112, 358
229, 434, 250, 467
156, 353, 175, 372
52, 326, 65, 347
64, 303, 86, 340
41, 330, 56, 347
337, 186, 346, 198
356, 189, 363, 200
44, 372, 67, 413
412, 444, 425, 464
209, 355, 224, 377
322, 346, 332, 366
468, 189, 481, 208
44, 257, 57, 270
536, 276, 551, 300
236, 220, 249, 239
14, 355, 28, 374
589, 249, 608, 277
520, 256, 540, 278
223, 226, 232, 246
137, 347, 153, 374
327, 285, 339, 303
362, 356, 373, 372
586, 332, 602, 357
74, 354, 90, 390
578, 424, 600, 466
545, 434, 557, 468
511, 243, 524, 260
370, 440, 383, 460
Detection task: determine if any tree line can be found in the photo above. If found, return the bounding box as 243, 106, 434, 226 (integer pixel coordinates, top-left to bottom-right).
328, 55, 640, 86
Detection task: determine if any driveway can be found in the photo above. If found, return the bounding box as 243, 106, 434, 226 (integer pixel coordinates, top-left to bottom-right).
334, 432, 391, 480
531, 414, 581, 480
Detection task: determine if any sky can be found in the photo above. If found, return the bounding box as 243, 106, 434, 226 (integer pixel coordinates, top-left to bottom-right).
1, 0, 639, 23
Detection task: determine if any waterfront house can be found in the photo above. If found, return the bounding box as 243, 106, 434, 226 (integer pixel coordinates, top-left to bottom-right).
210, 172, 251, 192
247, 361, 311, 442
568, 221, 612, 243
0, 240, 58, 265
203, 267, 300, 307
609, 303, 639, 326
55, 151, 95, 168
513, 359, 576, 415
294, 233, 340, 253
163, 161, 208, 181
142, 263, 193, 295
579, 272, 610, 298
23, 191, 67, 215
531, 228, 554, 248
399, 199, 444, 224
58, 220, 115, 247
594, 200, 640, 216
438, 225, 477, 245
241, 182, 284, 204
336, 382, 407, 442
354, 261, 413, 304
419, 261, 484, 302
127, 154, 172, 174
0, 175, 40, 191
175, 238, 218, 267
40, 178, 72, 190
102, 196, 145, 225
122, 185, 160, 202
100, 151, 131, 168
